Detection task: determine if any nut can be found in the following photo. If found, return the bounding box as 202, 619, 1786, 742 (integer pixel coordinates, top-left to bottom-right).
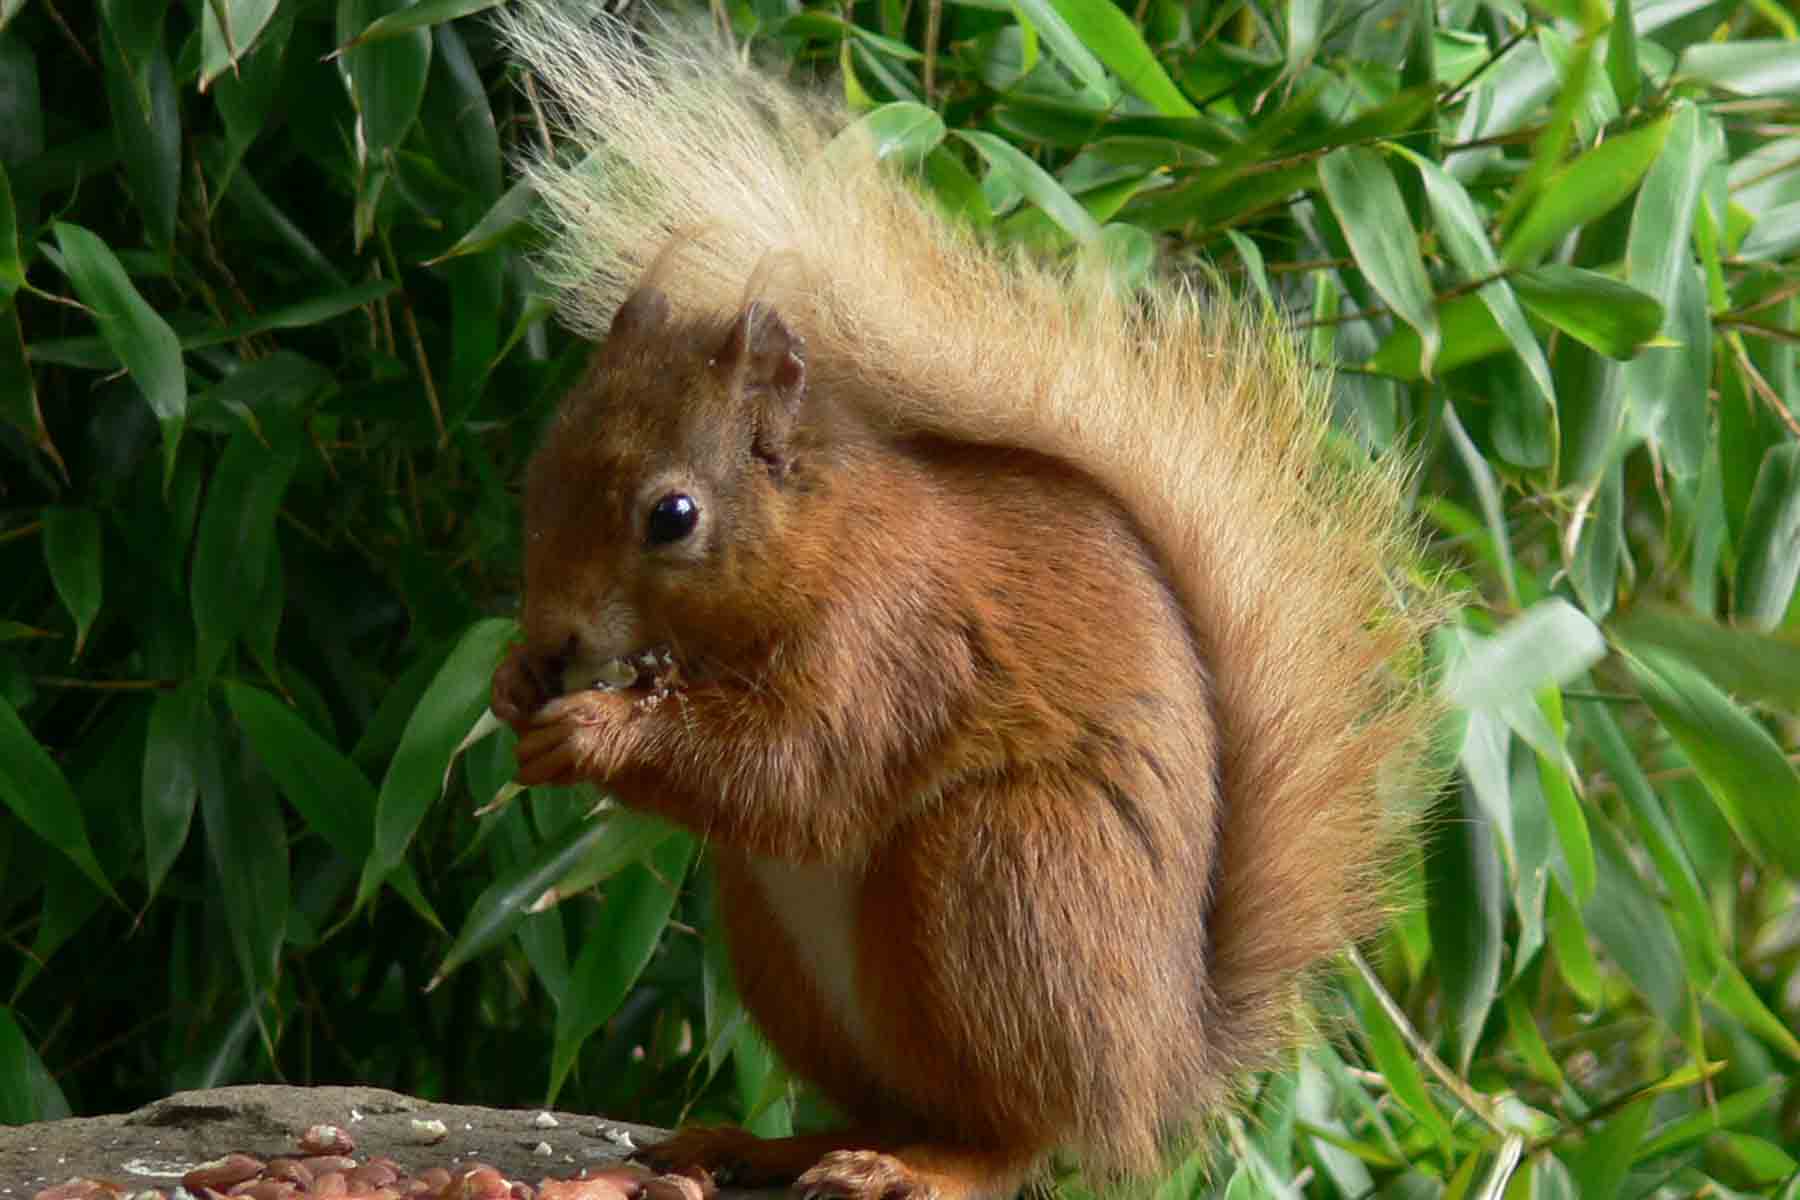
536, 1181, 628, 1200
183, 1157, 265, 1192
300, 1124, 357, 1155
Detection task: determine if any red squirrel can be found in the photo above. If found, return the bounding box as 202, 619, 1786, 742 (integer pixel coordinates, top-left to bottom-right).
490, 9, 1443, 1199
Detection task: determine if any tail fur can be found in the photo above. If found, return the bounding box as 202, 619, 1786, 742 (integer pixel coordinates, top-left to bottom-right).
503, 0, 1443, 1116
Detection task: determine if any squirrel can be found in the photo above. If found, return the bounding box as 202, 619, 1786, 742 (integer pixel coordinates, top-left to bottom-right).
488, 7, 1443, 1199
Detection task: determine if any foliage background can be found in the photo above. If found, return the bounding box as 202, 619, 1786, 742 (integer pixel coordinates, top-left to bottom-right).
3, 0, 1799, 1195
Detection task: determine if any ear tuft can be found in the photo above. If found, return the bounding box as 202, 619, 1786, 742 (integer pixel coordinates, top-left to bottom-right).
715, 303, 808, 478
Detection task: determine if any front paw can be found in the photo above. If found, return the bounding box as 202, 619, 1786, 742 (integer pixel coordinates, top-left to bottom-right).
512, 689, 633, 787
798, 1151, 932, 1200
492, 642, 553, 728
634, 1126, 766, 1183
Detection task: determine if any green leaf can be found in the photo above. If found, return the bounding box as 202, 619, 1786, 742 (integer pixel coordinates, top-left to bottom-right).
1679, 40, 1800, 99
0, 313, 37, 477
0, 695, 116, 899
0, 34, 44, 166
211, 6, 293, 182
1503, 116, 1672, 266
1622, 104, 1713, 475
1441, 403, 1520, 605
1502, 988, 1570, 1093
1605, 1, 1640, 110
1008, 0, 1112, 106
1400, 147, 1556, 424
52, 222, 186, 485
100, 3, 179, 250
1738, 199, 1800, 262
189, 351, 334, 432
225, 682, 377, 862
199, 718, 289, 999
359, 617, 518, 906
841, 101, 946, 168
142, 681, 205, 904
337, 0, 499, 49
42, 506, 102, 659
189, 280, 399, 349
1628, 648, 1800, 877
1347, 971, 1454, 1157
1585, 813, 1688, 1029
955, 130, 1101, 244
1042, 0, 1197, 117
0, 162, 23, 300
1546, 876, 1602, 1007
341, 0, 432, 164
0, 1007, 70, 1122
1535, 690, 1594, 905
1732, 442, 1800, 630
1611, 609, 1800, 710
1444, 599, 1605, 712
1513, 265, 1664, 360
200, 0, 280, 89
1571, 462, 1624, 620
1366, 292, 1508, 380
549, 831, 696, 1100
189, 406, 303, 678
431, 805, 675, 989
1566, 1099, 1651, 1200
1425, 782, 1503, 1072
430, 178, 534, 264
1319, 147, 1440, 377
1636, 1081, 1784, 1160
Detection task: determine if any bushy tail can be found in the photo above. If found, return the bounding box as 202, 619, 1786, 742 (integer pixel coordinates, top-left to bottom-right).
502, 0, 1444, 1089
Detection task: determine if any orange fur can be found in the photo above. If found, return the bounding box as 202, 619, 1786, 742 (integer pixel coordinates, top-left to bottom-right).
491, 9, 1445, 1199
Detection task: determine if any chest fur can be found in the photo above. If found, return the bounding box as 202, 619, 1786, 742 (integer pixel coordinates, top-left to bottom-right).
744, 857, 870, 1052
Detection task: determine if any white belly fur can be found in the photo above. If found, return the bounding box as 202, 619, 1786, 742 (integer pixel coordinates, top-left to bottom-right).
745, 857, 871, 1055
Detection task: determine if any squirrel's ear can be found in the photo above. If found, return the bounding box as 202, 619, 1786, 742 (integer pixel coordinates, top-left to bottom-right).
600, 287, 671, 362
714, 302, 807, 478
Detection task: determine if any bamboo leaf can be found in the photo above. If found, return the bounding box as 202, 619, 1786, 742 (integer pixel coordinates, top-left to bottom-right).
41, 506, 102, 659
340, 0, 432, 165
1042, 0, 1197, 117
1678, 40, 1800, 98
549, 832, 696, 1101
1733, 443, 1800, 630
1320, 147, 1440, 377
956, 130, 1102, 244
0, 1007, 70, 1122
1513, 265, 1664, 360
1628, 648, 1800, 877
142, 681, 204, 905
1425, 782, 1504, 1072
1444, 599, 1605, 712
52, 222, 186, 486
432, 805, 675, 989
338, 0, 501, 50
200, 0, 280, 89
359, 618, 518, 906
1611, 609, 1800, 710
1503, 116, 1672, 266
0, 696, 117, 900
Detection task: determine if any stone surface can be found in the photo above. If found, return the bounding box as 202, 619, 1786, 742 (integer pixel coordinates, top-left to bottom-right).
0, 1084, 667, 1196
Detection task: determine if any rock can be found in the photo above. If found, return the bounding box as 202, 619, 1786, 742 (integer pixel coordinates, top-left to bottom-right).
0, 1087, 664, 1198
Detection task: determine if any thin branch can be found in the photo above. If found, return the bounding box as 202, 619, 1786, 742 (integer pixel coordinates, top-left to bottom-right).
1347, 945, 1511, 1137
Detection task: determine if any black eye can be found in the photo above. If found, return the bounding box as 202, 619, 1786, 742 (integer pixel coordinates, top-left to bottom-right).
646, 492, 700, 546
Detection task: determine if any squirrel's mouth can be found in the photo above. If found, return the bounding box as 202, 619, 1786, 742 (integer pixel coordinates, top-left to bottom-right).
576, 646, 678, 695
